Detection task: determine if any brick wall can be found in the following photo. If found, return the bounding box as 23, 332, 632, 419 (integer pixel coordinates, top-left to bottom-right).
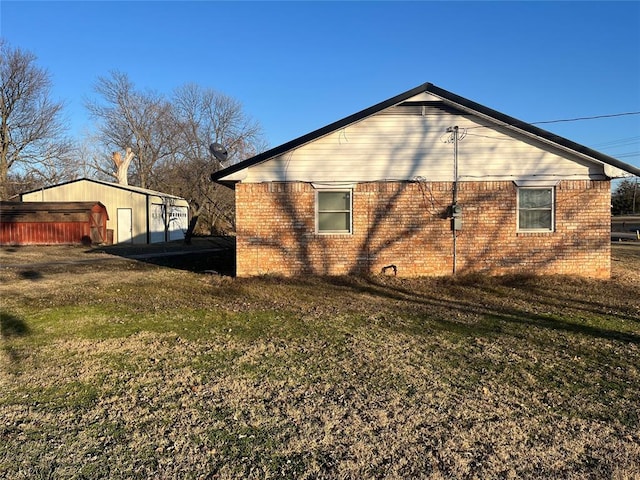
235, 180, 611, 278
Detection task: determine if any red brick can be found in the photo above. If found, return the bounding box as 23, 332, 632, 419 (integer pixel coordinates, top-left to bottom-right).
235, 180, 611, 278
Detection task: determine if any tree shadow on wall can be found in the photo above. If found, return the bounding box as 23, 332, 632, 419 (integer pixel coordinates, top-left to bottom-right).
260, 127, 521, 275
262, 123, 437, 276
244, 113, 612, 282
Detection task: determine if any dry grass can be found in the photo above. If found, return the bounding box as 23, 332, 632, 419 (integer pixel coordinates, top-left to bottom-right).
1, 242, 639, 479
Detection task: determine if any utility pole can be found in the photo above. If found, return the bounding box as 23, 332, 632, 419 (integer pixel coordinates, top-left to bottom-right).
447, 126, 461, 275
448, 126, 459, 206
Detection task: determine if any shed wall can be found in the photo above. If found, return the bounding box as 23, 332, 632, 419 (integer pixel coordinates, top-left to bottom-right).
0, 202, 108, 245
1, 222, 91, 245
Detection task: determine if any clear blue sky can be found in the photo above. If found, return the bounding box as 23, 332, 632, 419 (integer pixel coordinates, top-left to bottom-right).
2, 1, 639, 170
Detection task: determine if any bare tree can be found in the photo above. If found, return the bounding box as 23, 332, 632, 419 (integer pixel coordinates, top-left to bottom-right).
0, 40, 73, 199
85, 75, 266, 240
85, 71, 179, 189
74, 137, 109, 180
112, 147, 134, 185
167, 83, 266, 242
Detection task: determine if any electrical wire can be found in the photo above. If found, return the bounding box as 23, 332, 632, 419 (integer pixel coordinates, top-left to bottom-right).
592, 136, 640, 147
531, 111, 640, 125
442, 115, 639, 161
464, 111, 640, 131
614, 152, 640, 159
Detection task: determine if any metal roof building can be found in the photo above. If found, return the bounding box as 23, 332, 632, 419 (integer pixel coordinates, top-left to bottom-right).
20, 178, 189, 244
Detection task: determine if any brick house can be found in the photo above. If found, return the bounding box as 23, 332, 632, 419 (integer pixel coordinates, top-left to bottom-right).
212, 83, 640, 278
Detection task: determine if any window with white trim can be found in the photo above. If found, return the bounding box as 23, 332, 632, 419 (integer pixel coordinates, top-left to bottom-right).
518, 187, 555, 232
316, 190, 352, 234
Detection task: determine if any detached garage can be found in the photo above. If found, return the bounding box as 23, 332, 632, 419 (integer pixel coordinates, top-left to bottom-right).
0, 201, 108, 246
20, 178, 189, 245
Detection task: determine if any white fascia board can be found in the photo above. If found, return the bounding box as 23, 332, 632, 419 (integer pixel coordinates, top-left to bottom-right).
219, 168, 248, 182
603, 163, 634, 179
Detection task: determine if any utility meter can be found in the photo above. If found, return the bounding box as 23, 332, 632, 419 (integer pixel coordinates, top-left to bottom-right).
451, 204, 462, 231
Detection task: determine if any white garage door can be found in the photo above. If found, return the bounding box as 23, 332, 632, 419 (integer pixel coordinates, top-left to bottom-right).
150, 204, 166, 243
168, 206, 188, 241
150, 204, 188, 243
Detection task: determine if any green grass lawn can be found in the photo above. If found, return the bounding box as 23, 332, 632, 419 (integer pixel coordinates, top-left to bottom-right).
1, 244, 639, 479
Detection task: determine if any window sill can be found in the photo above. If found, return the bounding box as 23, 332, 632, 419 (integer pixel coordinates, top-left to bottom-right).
516, 230, 556, 236
315, 231, 353, 236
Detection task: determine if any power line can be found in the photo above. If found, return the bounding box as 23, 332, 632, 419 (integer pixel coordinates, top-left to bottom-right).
465, 111, 640, 131
615, 152, 640, 159
592, 136, 640, 148
530, 111, 640, 125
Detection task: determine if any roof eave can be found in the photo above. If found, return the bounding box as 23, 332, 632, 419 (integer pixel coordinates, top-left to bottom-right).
211, 82, 435, 184
211, 82, 640, 184
424, 84, 640, 177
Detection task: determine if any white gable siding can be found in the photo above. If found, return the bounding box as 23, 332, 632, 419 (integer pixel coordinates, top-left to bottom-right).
242, 104, 602, 184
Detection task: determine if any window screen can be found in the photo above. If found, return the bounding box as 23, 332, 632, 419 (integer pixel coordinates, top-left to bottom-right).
518, 187, 554, 231
317, 190, 352, 233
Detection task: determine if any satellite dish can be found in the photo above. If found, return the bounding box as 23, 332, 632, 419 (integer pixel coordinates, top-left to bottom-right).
209, 143, 228, 164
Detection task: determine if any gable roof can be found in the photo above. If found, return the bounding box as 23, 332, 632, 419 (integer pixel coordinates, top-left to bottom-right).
20, 178, 187, 200
212, 82, 640, 186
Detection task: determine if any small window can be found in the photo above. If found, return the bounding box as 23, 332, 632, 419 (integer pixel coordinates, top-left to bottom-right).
518, 187, 554, 231
317, 190, 352, 234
